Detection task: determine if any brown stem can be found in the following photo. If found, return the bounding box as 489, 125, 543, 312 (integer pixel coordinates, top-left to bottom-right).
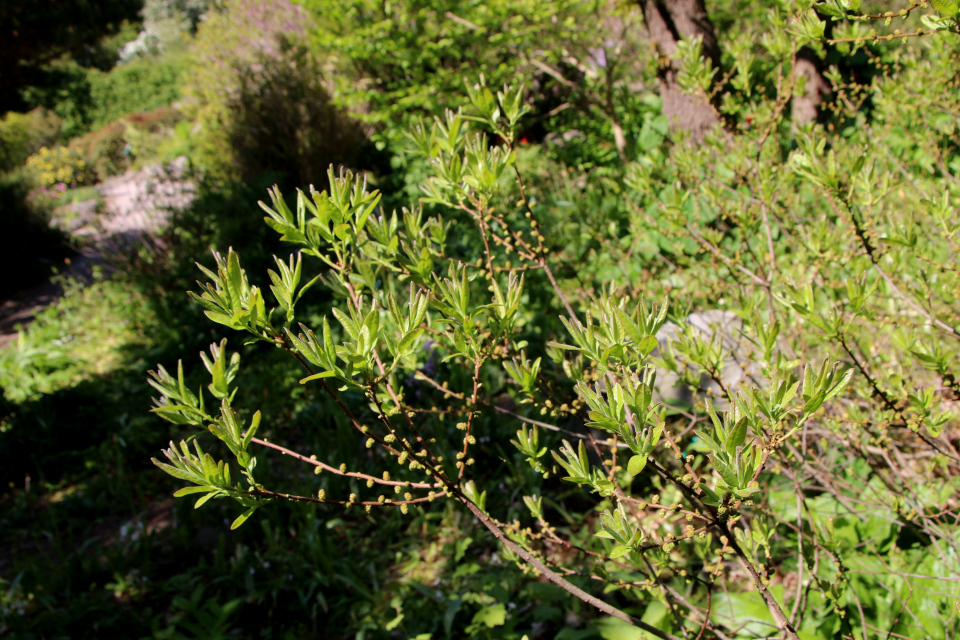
250, 436, 436, 489
457, 497, 682, 640
510, 163, 580, 323
719, 520, 801, 640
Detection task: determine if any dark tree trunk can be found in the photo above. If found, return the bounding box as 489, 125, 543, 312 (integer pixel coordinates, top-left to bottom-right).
641, 0, 720, 142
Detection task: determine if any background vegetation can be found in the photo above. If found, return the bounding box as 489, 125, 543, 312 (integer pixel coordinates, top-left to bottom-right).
1, 0, 959, 639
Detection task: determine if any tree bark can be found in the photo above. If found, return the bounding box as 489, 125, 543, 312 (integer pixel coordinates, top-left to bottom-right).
641, 0, 720, 142
792, 47, 829, 126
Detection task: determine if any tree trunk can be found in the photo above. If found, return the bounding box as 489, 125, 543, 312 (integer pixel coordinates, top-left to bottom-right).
641, 0, 720, 143
792, 47, 829, 126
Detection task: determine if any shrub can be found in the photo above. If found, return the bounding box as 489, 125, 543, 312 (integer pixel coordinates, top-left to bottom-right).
67, 107, 186, 181
29, 53, 187, 140
0, 109, 62, 174
183, 0, 362, 188
24, 146, 93, 188
145, 4, 960, 640
305, 0, 651, 162
82, 55, 187, 133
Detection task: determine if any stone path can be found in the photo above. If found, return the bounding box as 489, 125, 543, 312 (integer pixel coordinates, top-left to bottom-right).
0, 157, 195, 348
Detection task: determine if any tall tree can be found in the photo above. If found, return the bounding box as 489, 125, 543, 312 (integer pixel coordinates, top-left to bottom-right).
641, 0, 720, 142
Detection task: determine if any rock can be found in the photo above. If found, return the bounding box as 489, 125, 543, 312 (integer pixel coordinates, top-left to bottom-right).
97, 156, 196, 238
653, 310, 759, 410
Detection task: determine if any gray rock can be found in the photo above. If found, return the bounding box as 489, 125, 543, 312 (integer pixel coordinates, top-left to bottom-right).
653, 310, 759, 409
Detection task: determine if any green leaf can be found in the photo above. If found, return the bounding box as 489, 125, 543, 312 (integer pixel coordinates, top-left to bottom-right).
608, 544, 632, 559
931, 0, 959, 16
637, 335, 659, 357
472, 603, 506, 628
194, 492, 219, 509
627, 454, 647, 476
396, 328, 424, 357
152, 459, 205, 484
727, 416, 748, 453
231, 506, 258, 530
300, 371, 337, 384
814, 2, 844, 16
174, 486, 214, 497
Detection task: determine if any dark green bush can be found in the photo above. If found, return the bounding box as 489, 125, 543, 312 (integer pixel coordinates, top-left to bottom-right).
27, 53, 187, 140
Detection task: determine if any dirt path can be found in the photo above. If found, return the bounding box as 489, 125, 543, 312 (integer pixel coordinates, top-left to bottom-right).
0, 157, 195, 348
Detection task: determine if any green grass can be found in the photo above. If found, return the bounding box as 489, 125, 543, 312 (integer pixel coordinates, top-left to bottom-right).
0, 270, 152, 404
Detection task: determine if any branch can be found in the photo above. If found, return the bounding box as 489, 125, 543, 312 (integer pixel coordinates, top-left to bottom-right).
457, 496, 683, 640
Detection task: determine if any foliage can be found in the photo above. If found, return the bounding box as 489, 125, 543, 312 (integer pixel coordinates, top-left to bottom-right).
0, 0, 142, 112
4, 0, 960, 639
0, 271, 153, 404
143, 4, 960, 639
181, 0, 362, 188
306, 0, 653, 165
25, 146, 94, 189
31, 53, 188, 140
0, 109, 62, 174
120, 0, 215, 60
66, 107, 186, 181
